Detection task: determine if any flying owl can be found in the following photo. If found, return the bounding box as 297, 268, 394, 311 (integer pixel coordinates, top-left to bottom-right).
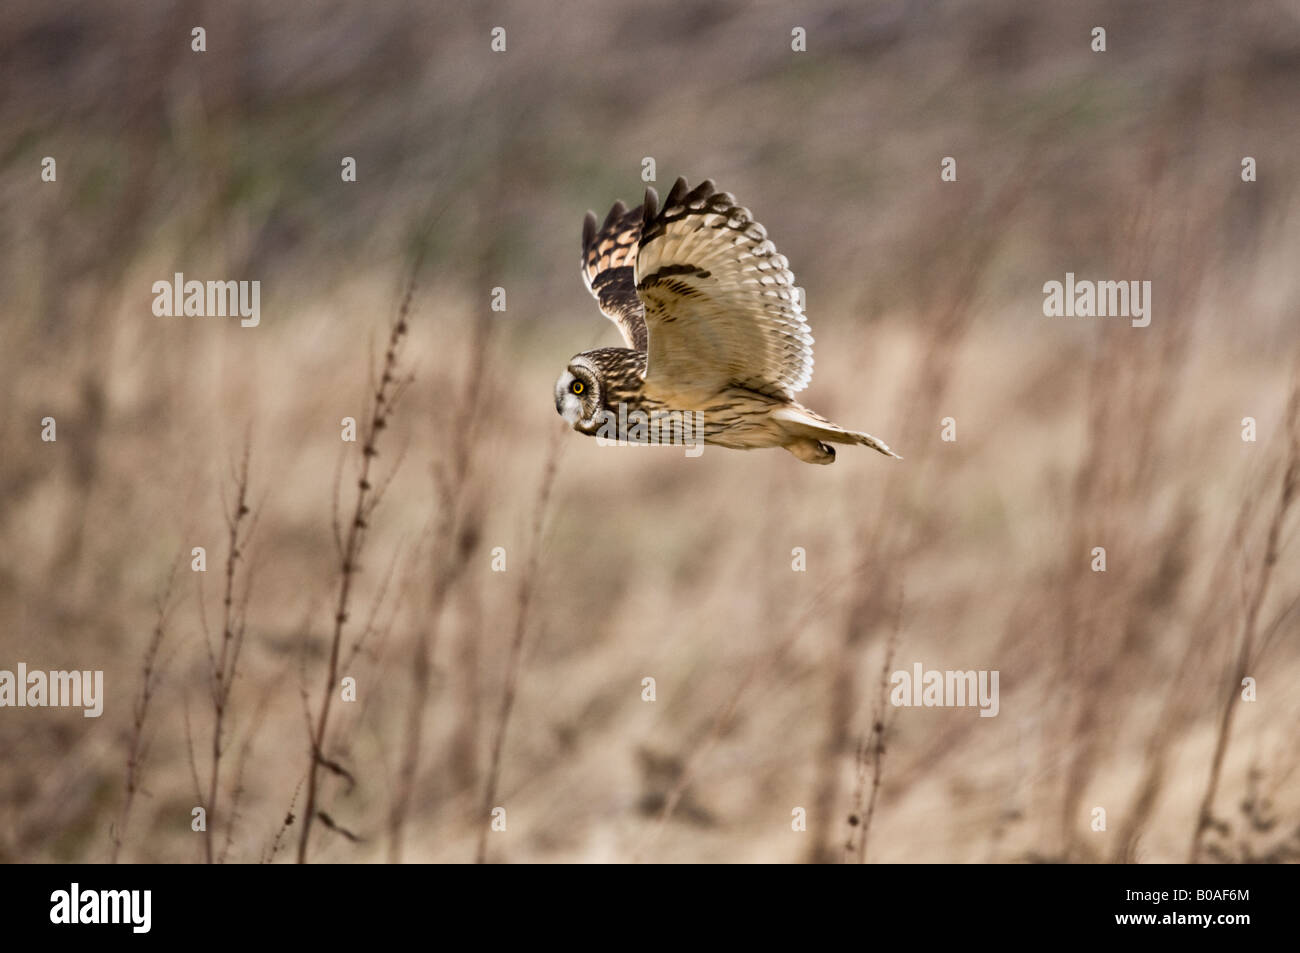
554, 177, 899, 464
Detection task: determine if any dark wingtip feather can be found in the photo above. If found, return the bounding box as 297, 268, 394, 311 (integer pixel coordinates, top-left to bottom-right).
582, 211, 597, 250
642, 186, 659, 226
691, 178, 722, 202
665, 176, 689, 206
600, 200, 627, 233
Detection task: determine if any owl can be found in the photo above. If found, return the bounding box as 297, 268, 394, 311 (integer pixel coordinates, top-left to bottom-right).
554, 177, 899, 464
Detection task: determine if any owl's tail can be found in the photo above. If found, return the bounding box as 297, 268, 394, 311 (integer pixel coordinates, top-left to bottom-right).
771, 406, 902, 461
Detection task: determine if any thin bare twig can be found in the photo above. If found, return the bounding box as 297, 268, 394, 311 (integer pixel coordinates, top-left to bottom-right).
389, 301, 492, 861
204, 443, 254, 864
111, 557, 182, 863
1189, 381, 1299, 862
297, 274, 416, 863
846, 589, 903, 863
474, 429, 563, 864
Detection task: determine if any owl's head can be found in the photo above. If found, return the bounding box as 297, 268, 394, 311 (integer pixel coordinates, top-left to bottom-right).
554, 355, 605, 434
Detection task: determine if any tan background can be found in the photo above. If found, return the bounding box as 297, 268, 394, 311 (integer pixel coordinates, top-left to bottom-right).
1, 0, 1298, 862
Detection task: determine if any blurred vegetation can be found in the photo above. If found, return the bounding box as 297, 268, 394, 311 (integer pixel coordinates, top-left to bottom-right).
1, 0, 1298, 862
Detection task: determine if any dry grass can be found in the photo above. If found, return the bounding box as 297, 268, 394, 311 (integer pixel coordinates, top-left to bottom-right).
298, 285, 416, 862
1190, 380, 1300, 862
1, 0, 1299, 864
110, 559, 179, 863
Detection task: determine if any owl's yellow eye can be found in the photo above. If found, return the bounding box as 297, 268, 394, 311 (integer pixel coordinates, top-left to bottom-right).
571, 380, 584, 395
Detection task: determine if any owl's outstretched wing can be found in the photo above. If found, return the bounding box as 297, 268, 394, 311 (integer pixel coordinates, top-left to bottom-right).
581, 200, 648, 352
633, 177, 814, 401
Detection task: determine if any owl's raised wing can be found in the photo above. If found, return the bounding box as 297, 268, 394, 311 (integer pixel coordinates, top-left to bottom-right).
581, 200, 648, 351
633, 177, 813, 401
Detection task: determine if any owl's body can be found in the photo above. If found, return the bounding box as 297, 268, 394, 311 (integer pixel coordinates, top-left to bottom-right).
554, 177, 899, 465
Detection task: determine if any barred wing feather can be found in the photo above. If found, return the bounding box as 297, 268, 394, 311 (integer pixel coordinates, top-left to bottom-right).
633, 177, 814, 401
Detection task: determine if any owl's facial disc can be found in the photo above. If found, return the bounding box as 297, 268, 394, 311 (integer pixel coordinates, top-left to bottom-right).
555, 365, 599, 432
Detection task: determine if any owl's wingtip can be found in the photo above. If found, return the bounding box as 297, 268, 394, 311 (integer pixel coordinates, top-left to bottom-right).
665, 177, 689, 207
582, 210, 597, 250
642, 186, 660, 224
